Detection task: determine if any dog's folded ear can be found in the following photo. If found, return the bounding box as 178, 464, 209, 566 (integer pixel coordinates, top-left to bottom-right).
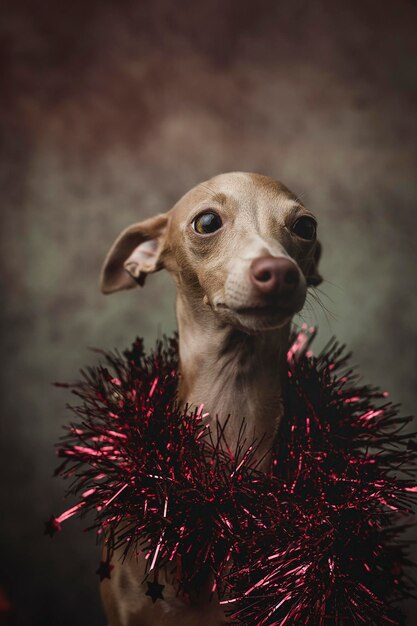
306, 240, 323, 287
100, 213, 169, 294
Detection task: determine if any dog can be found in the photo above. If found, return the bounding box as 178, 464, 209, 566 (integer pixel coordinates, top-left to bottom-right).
99, 172, 322, 625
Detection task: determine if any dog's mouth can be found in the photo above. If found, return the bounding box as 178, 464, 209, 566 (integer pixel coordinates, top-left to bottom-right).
216, 300, 297, 316
234, 304, 295, 317
215, 302, 298, 328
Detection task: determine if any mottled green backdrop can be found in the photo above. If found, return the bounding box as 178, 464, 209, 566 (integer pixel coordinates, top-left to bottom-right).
1, 1, 416, 624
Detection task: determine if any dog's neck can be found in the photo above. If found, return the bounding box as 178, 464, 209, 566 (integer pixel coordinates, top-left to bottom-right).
176, 294, 290, 466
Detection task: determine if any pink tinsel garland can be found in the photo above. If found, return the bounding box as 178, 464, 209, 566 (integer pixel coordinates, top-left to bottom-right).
47, 329, 417, 625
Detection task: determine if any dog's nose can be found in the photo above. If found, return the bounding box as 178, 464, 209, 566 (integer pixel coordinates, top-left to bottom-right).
250, 256, 299, 296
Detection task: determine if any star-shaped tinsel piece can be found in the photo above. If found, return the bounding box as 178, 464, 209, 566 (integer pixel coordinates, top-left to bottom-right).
96, 560, 114, 581
44, 515, 61, 537
145, 580, 165, 603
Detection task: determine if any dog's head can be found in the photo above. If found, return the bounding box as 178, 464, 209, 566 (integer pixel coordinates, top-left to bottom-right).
101, 172, 322, 334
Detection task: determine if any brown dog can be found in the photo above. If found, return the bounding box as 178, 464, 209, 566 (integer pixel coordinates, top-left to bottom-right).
99, 172, 322, 625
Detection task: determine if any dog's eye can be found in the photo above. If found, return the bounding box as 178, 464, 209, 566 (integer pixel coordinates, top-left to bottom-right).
192, 212, 223, 235
291, 216, 317, 240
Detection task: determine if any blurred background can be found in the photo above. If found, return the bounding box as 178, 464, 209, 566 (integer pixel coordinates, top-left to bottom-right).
1, 0, 416, 623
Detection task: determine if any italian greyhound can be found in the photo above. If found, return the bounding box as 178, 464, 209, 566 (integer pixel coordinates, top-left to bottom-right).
99, 172, 322, 626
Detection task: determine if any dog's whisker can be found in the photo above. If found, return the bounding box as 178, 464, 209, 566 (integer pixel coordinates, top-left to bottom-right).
318, 278, 345, 292
309, 290, 337, 321
311, 285, 337, 305
307, 290, 334, 318
298, 299, 320, 326
306, 292, 337, 331
199, 182, 218, 199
